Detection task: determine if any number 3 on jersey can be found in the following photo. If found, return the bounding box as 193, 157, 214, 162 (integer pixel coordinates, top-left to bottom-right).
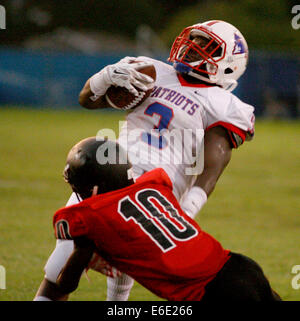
118, 189, 198, 252
141, 103, 174, 149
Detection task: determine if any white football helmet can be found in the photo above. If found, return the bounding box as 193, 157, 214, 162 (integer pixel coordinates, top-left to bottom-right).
168, 20, 249, 92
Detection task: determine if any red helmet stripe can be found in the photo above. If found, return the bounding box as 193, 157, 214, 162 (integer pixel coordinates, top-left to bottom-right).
206, 20, 220, 26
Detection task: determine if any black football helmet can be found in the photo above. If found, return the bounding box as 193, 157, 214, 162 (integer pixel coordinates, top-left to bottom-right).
63, 137, 132, 199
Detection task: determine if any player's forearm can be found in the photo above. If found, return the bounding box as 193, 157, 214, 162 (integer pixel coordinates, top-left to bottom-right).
196, 126, 232, 196
34, 278, 69, 301
34, 246, 93, 300
181, 126, 232, 218
194, 166, 223, 197
181, 166, 226, 219
56, 239, 94, 294
78, 79, 109, 109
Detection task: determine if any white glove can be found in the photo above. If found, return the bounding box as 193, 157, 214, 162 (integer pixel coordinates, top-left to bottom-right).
180, 186, 207, 219
89, 58, 155, 98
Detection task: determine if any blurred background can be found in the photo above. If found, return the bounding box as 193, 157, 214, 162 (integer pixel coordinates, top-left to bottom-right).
0, 0, 299, 117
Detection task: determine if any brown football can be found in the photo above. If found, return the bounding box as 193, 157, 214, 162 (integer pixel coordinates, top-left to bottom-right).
105, 63, 156, 110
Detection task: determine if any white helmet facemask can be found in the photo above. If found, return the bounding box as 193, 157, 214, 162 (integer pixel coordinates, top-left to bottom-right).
169, 20, 248, 92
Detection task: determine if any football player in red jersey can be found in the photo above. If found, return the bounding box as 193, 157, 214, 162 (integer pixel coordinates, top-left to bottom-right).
35, 137, 280, 301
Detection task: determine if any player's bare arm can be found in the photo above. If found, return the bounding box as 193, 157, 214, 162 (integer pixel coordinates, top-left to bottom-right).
79, 78, 109, 109
196, 126, 232, 196
56, 237, 95, 294
34, 237, 94, 300
34, 277, 68, 301
181, 126, 232, 218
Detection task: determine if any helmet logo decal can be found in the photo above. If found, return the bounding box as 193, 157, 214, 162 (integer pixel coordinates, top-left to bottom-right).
232, 33, 246, 55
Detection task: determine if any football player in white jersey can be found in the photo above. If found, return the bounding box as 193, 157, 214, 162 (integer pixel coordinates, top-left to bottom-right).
34, 20, 255, 301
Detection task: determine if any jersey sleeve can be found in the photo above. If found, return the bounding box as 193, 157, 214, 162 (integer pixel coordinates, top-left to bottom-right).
204, 89, 255, 148
53, 207, 88, 240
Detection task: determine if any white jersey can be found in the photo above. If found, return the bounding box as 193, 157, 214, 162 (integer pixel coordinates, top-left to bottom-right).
118, 57, 255, 201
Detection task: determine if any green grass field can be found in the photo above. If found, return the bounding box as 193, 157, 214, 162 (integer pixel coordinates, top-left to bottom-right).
0, 107, 300, 301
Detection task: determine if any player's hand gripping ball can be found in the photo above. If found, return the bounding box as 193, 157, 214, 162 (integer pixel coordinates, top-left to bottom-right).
105, 61, 156, 110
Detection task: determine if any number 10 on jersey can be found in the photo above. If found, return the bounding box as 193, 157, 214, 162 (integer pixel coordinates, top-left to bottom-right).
118, 189, 198, 252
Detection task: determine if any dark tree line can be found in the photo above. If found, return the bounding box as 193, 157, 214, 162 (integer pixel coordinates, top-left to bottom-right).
0, 0, 196, 45
0, 0, 298, 51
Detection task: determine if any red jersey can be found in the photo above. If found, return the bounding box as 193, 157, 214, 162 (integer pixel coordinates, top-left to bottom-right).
53, 168, 230, 301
